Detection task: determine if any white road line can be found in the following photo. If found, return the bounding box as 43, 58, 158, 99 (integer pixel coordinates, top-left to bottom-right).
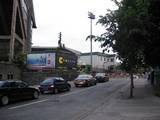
7, 83, 107, 109
8, 99, 49, 110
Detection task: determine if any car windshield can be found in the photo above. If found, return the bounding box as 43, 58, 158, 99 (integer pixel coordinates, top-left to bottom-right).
96, 73, 105, 76
76, 75, 91, 80
0, 81, 5, 87
41, 78, 54, 85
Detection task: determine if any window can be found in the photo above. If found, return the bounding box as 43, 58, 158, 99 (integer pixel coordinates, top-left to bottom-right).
9, 82, 18, 88
17, 82, 28, 88
42, 78, 53, 84
7, 73, 14, 79
0, 74, 2, 80
54, 78, 65, 83
111, 58, 114, 62
59, 77, 65, 81
0, 81, 5, 87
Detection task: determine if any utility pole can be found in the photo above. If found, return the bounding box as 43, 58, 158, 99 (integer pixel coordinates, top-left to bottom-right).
88, 12, 95, 72
58, 32, 62, 48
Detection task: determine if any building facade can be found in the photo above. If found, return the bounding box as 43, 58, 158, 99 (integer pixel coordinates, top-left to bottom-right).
0, 0, 36, 79
21, 46, 78, 85
30, 46, 78, 70
78, 52, 117, 72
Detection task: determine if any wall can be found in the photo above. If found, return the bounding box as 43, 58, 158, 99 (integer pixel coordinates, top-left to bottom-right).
22, 69, 78, 85
79, 54, 117, 71
0, 63, 21, 80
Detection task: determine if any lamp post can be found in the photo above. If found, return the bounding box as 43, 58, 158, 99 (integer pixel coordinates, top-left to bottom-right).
88, 12, 95, 72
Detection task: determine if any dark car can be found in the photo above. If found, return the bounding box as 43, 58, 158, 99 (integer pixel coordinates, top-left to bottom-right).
95, 73, 109, 83
74, 74, 97, 87
0, 80, 39, 106
39, 77, 71, 94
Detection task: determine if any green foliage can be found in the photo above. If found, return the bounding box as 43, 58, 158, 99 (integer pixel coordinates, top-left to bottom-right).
96, 0, 154, 72
144, 0, 160, 67
13, 54, 27, 69
96, 0, 160, 97
86, 35, 96, 41
78, 65, 92, 74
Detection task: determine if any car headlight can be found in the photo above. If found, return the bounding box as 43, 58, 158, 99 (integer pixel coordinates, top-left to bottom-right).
50, 85, 54, 88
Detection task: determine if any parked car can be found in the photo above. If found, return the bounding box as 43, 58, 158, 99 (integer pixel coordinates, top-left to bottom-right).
95, 73, 109, 83
39, 77, 71, 94
74, 74, 97, 87
0, 80, 39, 106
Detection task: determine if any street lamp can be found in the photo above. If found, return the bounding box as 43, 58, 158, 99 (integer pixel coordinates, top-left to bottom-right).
88, 12, 95, 72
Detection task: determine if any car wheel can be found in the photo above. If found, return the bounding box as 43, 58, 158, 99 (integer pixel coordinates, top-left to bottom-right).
86, 83, 90, 87
94, 82, 97, 85
1, 96, 9, 105
67, 83, 71, 88
54, 88, 58, 94
67, 85, 71, 91
40, 91, 44, 94
33, 91, 39, 99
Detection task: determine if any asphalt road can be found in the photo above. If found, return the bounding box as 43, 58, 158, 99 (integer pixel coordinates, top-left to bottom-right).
0, 78, 129, 120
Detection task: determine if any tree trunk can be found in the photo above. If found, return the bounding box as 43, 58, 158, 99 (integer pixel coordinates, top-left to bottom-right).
129, 72, 134, 98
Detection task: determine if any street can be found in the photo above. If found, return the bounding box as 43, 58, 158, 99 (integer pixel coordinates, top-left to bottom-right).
0, 78, 129, 120
1, 1, 160, 120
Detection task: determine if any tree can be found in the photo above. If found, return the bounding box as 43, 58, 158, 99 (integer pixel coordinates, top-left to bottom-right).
13, 54, 27, 69
96, 0, 151, 98
144, 0, 160, 67
86, 35, 96, 41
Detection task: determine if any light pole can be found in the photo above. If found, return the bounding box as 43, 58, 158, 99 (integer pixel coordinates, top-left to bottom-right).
88, 12, 95, 72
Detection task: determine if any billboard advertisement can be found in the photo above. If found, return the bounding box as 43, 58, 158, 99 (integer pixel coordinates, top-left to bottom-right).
27, 53, 56, 69
56, 52, 77, 69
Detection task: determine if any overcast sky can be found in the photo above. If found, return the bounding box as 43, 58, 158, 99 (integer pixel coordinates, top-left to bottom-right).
32, 0, 116, 53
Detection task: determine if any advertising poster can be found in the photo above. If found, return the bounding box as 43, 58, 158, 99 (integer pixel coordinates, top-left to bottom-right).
27, 53, 55, 69
56, 52, 77, 69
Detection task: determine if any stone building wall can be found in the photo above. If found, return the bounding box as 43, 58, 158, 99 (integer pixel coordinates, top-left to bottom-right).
0, 63, 21, 80
22, 70, 78, 85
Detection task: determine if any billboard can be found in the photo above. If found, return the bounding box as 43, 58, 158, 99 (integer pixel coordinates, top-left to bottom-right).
56, 52, 77, 69
27, 53, 56, 69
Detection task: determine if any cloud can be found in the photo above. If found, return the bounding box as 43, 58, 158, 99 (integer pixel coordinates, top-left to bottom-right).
32, 0, 116, 52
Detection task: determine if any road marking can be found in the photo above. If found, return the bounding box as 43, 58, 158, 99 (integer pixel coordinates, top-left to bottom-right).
7, 85, 102, 110
7, 80, 124, 110
8, 99, 49, 110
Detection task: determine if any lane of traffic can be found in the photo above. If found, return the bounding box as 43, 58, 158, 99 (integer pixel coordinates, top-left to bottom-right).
0, 78, 129, 120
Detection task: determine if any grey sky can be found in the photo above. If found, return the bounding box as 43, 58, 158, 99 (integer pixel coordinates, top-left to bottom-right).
32, 0, 116, 53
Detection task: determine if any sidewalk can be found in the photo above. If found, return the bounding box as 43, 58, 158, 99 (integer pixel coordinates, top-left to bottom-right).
83, 78, 160, 120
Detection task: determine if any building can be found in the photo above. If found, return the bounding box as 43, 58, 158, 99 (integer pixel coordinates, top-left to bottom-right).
30, 46, 78, 70
0, 0, 36, 79
21, 46, 78, 84
78, 52, 117, 72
